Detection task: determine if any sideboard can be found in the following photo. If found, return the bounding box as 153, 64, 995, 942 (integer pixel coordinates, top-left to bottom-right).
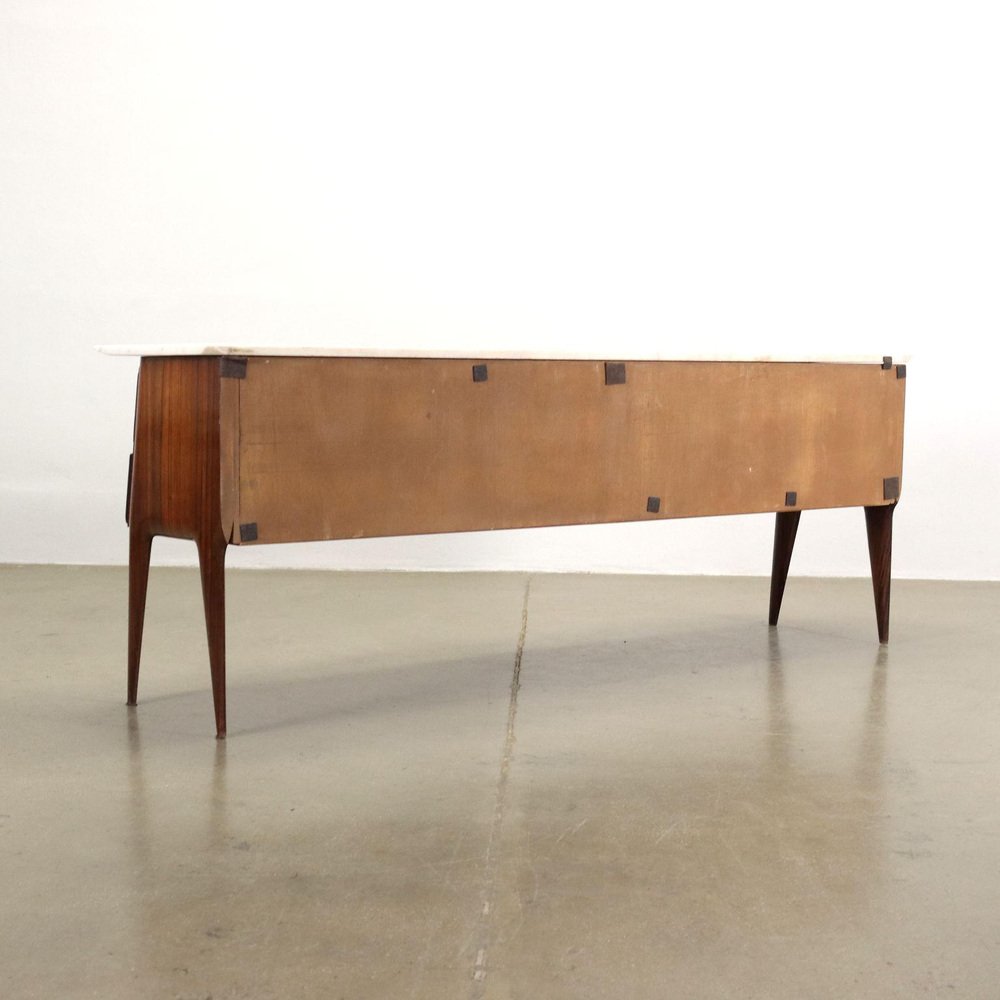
100, 347, 906, 738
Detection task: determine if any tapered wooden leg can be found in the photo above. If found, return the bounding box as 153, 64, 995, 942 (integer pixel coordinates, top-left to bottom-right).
864, 503, 894, 645
197, 534, 228, 738
127, 526, 153, 706
768, 511, 801, 626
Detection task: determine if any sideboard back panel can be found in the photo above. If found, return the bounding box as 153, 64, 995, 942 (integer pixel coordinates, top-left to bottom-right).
231, 358, 905, 544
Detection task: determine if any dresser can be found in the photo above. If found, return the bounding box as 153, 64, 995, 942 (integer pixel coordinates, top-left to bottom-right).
101, 347, 906, 737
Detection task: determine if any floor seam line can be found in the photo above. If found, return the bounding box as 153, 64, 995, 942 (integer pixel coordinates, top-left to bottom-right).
469, 575, 531, 995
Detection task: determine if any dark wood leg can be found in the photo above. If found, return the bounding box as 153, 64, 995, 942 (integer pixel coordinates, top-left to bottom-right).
864, 503, 894, 645
197, 534, 229, 738
768, 511, 801, 626
127, 525, 153, 706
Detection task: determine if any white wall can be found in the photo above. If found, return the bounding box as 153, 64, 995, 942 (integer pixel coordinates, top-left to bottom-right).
1, 1, 997, 579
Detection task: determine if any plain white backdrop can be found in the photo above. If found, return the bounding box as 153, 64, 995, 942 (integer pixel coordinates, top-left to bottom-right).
1, 1, 997, 579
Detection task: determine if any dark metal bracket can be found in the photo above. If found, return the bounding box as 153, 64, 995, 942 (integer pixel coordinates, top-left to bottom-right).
220, 357, 248, 379
646, 496, 661, 513
605, 362, 626, 385
784, 491, 797, 506
883, 477, 900, 501
239, 522, 259, 542
472, 364, 488, 382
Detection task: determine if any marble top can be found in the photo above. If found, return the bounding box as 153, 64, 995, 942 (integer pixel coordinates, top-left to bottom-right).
97, 345, 906, 365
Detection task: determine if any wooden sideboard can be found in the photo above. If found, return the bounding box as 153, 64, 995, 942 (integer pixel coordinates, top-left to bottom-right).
103, 347, 906, 738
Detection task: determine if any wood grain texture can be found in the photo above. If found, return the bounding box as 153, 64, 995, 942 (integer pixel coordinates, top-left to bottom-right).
128, 357, 225, 541
233, 358, 906, 545
219, 374, 240, 544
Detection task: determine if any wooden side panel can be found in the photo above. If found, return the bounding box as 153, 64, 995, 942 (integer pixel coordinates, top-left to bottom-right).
219, 374, 240, 543
234, 358, 905, 545
130, 356, 226, 542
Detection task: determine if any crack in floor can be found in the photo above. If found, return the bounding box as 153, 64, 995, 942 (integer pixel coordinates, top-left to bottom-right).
469, 576, 531, 996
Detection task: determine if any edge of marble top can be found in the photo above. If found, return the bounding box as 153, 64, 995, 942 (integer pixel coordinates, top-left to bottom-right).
96, 345, 909, 364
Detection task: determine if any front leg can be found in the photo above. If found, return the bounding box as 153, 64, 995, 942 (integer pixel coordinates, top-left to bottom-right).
197, 533, 229, 738
864, 503, 895, 644
768, 510, 801, 627
127, 524, 153, 707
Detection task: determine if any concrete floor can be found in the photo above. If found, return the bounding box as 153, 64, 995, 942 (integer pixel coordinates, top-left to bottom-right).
2, 566, 999, 999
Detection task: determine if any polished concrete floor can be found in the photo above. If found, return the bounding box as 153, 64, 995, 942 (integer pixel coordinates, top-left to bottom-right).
2, 566, 999, 999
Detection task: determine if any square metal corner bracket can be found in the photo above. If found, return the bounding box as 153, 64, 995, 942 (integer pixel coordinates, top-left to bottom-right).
472, 363, 488, 383
784, 491, 797, 507
883, 477, 900, 501
881, 356, 892, 370
239, 522, 259, 542
896, 364, 906, 379
605, 362, 626, 385
220, 356, 248, 379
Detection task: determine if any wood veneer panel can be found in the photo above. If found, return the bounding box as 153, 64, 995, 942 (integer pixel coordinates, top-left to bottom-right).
219, 374, 240, 543
129, 356, 224, 541
234, 358, 905, 545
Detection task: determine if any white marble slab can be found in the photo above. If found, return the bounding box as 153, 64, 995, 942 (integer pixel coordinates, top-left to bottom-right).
96, 344, 908, 365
